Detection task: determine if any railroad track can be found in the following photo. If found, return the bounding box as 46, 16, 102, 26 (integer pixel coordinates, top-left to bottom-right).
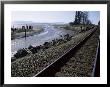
34, 28, 99, 77
54, 33, 99, 77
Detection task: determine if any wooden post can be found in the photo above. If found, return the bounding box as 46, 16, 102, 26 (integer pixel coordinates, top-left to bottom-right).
25, 28, 26, 38
25, 25, 27, 38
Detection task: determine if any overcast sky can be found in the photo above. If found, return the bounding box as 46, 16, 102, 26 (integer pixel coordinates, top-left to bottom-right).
11, 11, 100, 25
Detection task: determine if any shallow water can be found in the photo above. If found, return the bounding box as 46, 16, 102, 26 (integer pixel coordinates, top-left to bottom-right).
11, 25, 74, 57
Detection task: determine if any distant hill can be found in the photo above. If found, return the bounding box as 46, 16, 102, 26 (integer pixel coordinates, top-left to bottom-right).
12, 21, 35, 25
12, 21, 66, 25
11, 21, 67, 28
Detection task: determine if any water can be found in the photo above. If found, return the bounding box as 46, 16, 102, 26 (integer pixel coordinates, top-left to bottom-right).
11, 24, 74, 57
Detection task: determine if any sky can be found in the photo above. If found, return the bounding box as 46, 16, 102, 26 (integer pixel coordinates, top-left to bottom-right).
11, 11, 100, 25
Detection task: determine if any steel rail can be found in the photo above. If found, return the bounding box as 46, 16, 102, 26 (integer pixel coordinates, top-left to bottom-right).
92, 38, 100, 77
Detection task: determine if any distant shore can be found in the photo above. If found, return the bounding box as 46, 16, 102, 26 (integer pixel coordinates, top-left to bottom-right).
11, 28, 44, 40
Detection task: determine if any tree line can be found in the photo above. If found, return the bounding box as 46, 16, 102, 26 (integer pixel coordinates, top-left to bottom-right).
69, 11, 99, 26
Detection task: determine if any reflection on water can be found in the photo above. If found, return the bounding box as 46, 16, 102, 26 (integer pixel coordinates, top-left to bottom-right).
11, 25, 74, 57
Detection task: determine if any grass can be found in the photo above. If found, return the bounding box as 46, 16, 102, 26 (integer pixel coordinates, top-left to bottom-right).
53, 24, 96, 35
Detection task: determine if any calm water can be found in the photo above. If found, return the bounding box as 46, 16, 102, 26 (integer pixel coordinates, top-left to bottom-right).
11, 25, 74, 57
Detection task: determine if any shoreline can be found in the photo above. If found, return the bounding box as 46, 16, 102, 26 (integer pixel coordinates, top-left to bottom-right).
11, 28, 44, 40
